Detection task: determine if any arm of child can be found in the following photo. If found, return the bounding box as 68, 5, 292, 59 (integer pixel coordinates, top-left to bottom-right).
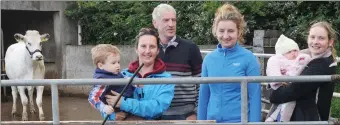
289, 53, 312, 76
266, 56, 285, 90
88, 85, 108, 113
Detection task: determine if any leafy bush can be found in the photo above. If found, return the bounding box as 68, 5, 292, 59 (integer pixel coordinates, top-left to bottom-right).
331, 98, 340, 118
65, 1, 340, 46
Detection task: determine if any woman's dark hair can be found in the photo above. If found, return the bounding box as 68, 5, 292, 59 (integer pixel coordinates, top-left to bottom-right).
135, 27, 160, 48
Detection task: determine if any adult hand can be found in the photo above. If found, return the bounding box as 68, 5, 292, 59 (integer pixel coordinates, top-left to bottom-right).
105, 90, 122, 108
115, 112, 127, 121
103, 105, 114, 115
186, 114, 197, 120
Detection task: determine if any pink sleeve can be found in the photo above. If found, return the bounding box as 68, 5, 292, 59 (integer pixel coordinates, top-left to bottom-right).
266, 56, 284, 77
288, 53, 312, 76
266, 56, 284, 90
298, 53, 312, 65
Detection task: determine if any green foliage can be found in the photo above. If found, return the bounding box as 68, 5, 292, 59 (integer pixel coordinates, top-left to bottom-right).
331, 98, 340, 118
65, 1, 162, 45
65, 1, 340, 46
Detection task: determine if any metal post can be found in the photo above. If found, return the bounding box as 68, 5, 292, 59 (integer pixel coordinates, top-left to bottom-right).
241, 80, 248, 124
0, 27, 3, 123
51, 84, 60, 125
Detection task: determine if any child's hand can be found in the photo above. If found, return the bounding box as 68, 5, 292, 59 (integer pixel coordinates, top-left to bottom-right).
269, 82, 282, 90
103, 105, 114, 114
280, 68, 287, 75
115, 112, 127, 121
281, 82, 288, 86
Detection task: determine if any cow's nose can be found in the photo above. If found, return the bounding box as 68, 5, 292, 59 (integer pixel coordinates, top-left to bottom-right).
36, 55, 43, 60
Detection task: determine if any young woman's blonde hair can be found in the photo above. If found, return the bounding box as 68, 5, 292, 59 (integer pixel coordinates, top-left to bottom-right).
310, 21, 338, 63
212, 3, 246, 44
91, 44, 120, 66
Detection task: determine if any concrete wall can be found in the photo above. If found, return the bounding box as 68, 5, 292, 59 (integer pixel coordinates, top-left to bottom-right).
1, 1, 67, 11
59, 45, 216, 95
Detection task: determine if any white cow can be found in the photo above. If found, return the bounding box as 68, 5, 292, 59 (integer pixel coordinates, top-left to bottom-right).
5, 30, 49, 121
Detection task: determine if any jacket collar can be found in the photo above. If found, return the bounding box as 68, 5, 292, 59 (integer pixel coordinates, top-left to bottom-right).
300, 48, 332, 59
127, 58, 166, 78
160, 36, 179, 48
93, 68, 123, 78
217, 42, 240, 53
300, 48, 337, 67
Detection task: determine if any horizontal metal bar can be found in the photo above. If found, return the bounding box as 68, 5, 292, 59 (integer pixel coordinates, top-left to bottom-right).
262, 98, 270, 104
0, 120, 332, 125
1, 75, 337, 86
261, 82, 268, 86
262, 109, 269, 114
0, 120, 216, 125
253, 53, 275, 58
261, 82, 340, 98
201, 50, 275, 58
201, 50, 340, 60
200, 50, 214, 54
333, 93, 340, 98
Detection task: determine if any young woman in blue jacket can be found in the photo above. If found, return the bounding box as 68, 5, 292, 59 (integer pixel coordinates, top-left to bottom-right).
197, 3, 262, 123
103, 28, 175, 120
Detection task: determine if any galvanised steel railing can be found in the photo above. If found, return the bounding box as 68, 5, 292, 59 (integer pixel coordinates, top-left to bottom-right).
1, 75, 339, 125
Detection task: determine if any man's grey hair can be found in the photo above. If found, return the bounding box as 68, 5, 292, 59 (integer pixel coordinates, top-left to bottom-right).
152, 3, 176, 20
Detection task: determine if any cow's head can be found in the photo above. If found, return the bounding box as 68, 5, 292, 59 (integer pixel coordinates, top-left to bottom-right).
14, 30, 49, 61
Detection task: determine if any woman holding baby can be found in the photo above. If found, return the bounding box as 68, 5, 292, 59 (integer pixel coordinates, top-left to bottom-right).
269, 21, 338, 121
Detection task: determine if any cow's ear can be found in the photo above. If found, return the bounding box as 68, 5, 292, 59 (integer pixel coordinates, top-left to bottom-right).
41, 33, 50, 42
14, 33, 25, 42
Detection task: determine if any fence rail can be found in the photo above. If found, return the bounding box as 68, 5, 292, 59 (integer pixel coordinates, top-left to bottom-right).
0, 120, 333, 125
1, 75, 339, 124
2, 75, 338, 86
1, 51, 339, 124
200, 51, 275, 58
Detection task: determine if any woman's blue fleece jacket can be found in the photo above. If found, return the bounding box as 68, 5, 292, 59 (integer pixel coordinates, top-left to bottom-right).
116, 59, 174, 120
198, 43, 262, 123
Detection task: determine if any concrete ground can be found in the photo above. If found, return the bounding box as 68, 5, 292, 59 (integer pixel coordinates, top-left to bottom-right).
1, 95, 102, 121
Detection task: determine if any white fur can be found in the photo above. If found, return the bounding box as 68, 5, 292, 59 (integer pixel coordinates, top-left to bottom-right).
5, 30, 49, 121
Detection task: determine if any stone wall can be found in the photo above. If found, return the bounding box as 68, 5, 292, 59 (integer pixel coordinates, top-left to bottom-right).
59, 45, 216, 95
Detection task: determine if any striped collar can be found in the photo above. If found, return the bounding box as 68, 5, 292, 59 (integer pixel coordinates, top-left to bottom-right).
160, 36, 178, 48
